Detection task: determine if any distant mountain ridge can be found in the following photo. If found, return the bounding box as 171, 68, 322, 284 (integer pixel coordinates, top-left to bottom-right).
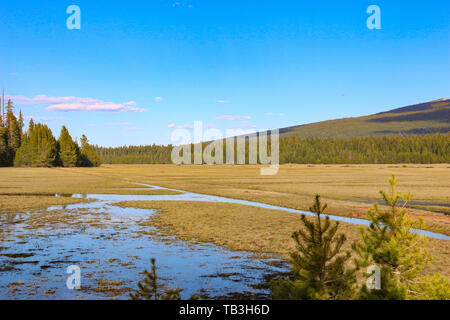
278, 98, 449, 138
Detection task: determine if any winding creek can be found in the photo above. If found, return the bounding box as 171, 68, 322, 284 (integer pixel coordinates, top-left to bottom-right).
0, 182, 448, 300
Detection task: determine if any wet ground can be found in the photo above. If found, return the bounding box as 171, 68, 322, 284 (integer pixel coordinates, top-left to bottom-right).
1, 182, 448, 300
0, 188, 289, 300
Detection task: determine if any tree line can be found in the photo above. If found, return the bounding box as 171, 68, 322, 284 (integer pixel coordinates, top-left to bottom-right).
279, 134, 449, 164
94, 144, 173, 164
0, 100, 100, 167
95, 133, 449, 164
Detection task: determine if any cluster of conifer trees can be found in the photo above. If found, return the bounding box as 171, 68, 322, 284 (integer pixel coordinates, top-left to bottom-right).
94, 144, 173, 164
0, 100, 100, 167
95, 133, 449, 164
279, 134, 449, 164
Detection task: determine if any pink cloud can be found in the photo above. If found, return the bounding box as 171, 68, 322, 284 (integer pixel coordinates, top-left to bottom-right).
154, 97, 164, 102
6, 95, 144, 113
7, 95, 101, 105
46, 103, 144, 112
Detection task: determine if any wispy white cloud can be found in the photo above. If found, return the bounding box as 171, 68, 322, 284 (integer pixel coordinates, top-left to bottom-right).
216, 115, 251, 121
154, 97, 164, 102
216, 99, 230, 104
8, 95, 99, 105
6, 95, 144, 113
47, 103, 144, 112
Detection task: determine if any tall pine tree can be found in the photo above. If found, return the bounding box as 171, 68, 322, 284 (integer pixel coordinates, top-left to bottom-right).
58, 126, 79, 167
272, 195, 356, 300
352, 175, 440, 300
79, 134, 101, 167
0, 127, 9, 166
5, 100, 21, 165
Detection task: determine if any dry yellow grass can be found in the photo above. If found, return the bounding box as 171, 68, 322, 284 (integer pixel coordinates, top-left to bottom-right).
114, 200, 450, 277
0, 167, 180, 213
1, 165, 449, 233
0, 195, 86, 213
0, 166, 448, 276
76, 164, 450, 235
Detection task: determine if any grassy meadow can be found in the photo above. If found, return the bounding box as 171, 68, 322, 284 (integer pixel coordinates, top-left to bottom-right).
1, 164, 449, 232
1, 164, 449, 291
72, 164, 449, 234
114, 200, 450, 277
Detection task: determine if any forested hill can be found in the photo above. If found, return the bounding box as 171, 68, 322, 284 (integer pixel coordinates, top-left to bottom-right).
278, 98, 449, 139
95, 99, 449, 165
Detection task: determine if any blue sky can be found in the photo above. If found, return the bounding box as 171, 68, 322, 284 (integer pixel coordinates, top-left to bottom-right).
1, 0, 449, 147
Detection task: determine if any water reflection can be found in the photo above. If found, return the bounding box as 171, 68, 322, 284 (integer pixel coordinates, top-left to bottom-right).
0, 188, 288, 300
0, 182, 447, 300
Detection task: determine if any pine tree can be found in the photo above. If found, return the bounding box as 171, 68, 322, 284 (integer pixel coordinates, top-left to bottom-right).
271, 195, 356, 300
0, 127, 9, 166
412, 273, 450, 300
14, 123, 58, 167
352, 175, 436, 300
27, 118, 35, 135
58, 126, 79, 167
79, 134, 101, 167
130, 258, 195, 300
5, 101, 21, 165
18, 110, 24, 139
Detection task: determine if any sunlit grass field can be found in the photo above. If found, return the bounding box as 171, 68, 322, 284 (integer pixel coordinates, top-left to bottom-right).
0, 164, 449, 277
114, 200, 449, 277
1, 164, 449, 232
85, 164, 449, 234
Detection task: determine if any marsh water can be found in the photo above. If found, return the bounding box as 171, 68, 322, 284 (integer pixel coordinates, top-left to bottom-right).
0, 183, 448, 300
